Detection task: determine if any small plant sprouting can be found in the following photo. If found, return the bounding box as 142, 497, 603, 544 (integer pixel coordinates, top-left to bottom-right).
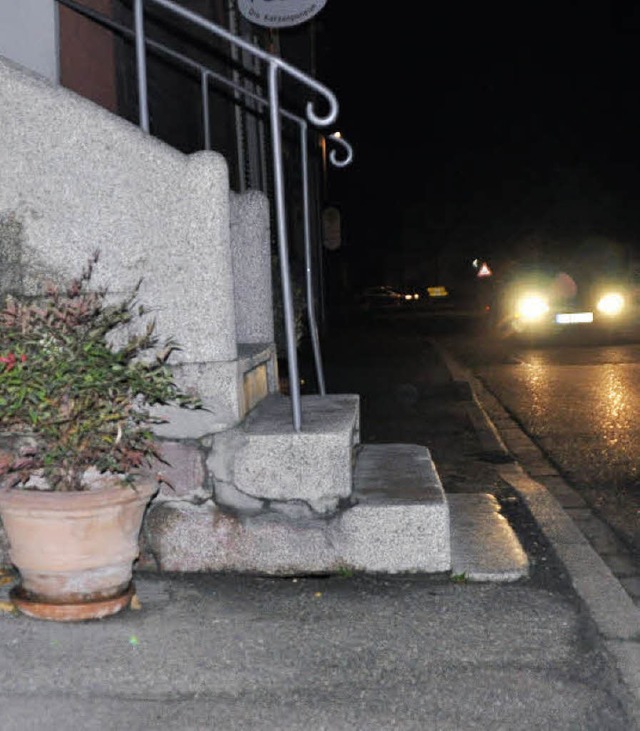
450, 572, 468, 583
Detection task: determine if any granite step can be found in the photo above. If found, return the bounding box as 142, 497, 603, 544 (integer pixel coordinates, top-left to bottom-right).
139, 441, 529, 577
212, 392, 361, 515
343, 443, 451, 573
448, 493, 529, 582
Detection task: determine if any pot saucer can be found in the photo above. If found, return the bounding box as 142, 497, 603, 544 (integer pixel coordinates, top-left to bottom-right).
10, 582, 135, 622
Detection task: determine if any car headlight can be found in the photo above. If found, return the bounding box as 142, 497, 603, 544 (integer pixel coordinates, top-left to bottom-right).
597, 292, 625, 316
516, 294, 549, 322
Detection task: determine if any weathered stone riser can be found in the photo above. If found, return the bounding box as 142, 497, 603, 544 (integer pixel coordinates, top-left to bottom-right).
138, 442, 451, 576
147, 393, 361, 514
138, 497, 451, 576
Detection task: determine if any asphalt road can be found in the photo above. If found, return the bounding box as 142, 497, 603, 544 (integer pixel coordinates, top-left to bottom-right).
438, 324, 640, 557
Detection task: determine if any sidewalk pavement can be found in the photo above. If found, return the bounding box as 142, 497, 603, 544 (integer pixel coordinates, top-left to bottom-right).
1, 313, 640, 730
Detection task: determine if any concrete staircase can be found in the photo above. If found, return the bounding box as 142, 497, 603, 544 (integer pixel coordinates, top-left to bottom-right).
0, 54, 528, 579
142, 397, 451, 575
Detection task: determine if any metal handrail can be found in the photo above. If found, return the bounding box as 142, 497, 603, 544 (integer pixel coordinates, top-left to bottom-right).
55, 0, 349, 430
137, 0, 341, 431
303, 131, 353, 394
326, 133, 353, 168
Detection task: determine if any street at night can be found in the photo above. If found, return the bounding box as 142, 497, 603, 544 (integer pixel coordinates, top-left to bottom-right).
4, 3, 640, 728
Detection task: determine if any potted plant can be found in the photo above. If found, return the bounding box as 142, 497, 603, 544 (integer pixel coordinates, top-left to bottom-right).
0, 251, 201, 621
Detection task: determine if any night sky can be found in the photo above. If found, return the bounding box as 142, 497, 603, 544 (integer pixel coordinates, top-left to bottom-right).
315, 2, 640, 287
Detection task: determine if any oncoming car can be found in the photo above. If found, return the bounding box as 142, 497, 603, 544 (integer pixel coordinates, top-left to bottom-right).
487, 265, 640, 342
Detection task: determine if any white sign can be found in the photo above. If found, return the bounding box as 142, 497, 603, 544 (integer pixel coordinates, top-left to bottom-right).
477, 262, 492, 278
238, 0, 327, 28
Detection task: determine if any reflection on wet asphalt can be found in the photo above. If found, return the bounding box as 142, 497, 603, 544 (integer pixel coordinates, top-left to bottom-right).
462, 338, 640, 551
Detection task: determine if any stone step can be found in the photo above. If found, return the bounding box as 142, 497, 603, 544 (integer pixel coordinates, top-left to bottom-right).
341, 443, 451, 573
1, 438, 530, 582
142, 443, 529, 578
143, 443, 451, 575
346, 449, 528, 580
210, 392, 361, 515
448, 493, 529, 582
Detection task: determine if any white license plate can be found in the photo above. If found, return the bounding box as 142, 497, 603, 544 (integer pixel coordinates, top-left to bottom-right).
556, 312, 593, 324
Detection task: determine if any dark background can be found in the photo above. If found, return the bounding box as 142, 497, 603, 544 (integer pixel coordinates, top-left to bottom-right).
315, 2, 640, 291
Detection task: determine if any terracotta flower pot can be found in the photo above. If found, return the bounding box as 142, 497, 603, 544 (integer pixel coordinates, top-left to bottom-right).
0, 477, 158, 621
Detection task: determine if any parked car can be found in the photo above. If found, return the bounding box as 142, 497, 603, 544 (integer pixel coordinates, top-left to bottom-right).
357, 285, 420, 310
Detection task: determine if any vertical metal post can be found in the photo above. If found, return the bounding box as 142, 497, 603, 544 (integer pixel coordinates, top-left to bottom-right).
201, 71, 211, 150
318, 236, 326, 331
317, 136, 328, 332
268, 62, 302, 431
300, 122, 326, 394
133, 0, 150, 133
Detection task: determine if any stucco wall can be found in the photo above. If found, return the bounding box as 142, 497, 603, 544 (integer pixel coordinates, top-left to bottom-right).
0, 54, 238, 369
0, 0, 58, 82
